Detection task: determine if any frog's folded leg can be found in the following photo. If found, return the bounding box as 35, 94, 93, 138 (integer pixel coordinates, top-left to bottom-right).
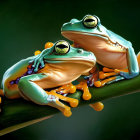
18, 73, 75, 117
94, 55, 140, 87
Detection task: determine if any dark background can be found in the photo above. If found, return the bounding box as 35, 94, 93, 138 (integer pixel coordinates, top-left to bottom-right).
0, 0, 140, 140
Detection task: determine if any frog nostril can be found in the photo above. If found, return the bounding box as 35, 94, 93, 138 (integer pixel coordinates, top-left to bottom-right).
77, 49, 83, 54
70, 19, 79, 24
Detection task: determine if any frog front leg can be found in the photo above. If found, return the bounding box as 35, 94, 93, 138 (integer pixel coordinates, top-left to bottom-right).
120, 46, 139, 79
18, 74, 72, 117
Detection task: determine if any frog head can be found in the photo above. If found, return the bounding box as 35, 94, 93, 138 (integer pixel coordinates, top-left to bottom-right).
61, 15, 132, 53
44, 40, 96, 75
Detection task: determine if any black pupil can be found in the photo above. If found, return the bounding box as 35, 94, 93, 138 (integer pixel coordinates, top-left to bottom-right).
56, 44, 68, 49
85, 18, 94, 22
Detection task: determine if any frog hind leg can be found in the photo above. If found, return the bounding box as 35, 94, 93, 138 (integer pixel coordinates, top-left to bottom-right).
18, 74, 72, 117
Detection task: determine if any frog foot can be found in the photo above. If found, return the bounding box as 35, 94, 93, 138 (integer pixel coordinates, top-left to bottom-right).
34, 42, 54, 56
54, 83, 78, 108
93, 67, 120, 87
94, 76, 117, 87
47, 89, 79, 108
99, 67, 120, 80
94, 67, 128, 87
63, 106, 72, 117
76, 81, 92, 100
56, 83, 77, 95
46, 91, 73, 117
51, 81, 92, 111
102, 67, 128, 73
55, 100, 72, 117
54, 81, 92, 102
102, 67, 137, 79
90, 102, 104, 111
94, 75, 125, 87
99, 71, 119, 79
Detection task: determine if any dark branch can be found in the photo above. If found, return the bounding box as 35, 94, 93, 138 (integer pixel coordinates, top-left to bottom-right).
0, 75, 140, 136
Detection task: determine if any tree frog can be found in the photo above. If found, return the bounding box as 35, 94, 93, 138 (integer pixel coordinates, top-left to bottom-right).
0, 40, 96, 117
61, 15, 140, 86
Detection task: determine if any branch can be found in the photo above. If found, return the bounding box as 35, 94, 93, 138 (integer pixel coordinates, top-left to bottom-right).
0, 75, 140, 136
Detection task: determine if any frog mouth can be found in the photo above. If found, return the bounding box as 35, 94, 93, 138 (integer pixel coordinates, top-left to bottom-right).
61, 31, 126, 52
45, 57, 96, 66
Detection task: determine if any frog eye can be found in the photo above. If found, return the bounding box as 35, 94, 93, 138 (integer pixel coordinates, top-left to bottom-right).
83, 15, 98, 28
54, 40, 70, 54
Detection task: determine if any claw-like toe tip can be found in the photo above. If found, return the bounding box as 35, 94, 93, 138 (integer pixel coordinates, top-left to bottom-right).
83, 93, 91, 100
94, 81, 102, 87
63, 108, 72, 117
70, 99, 79, 108
90, 102, 104, 111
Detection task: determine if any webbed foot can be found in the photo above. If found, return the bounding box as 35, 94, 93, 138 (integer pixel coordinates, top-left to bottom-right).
94, 67, 125, 87
94, 76, 117, 87
76, 81, 92, 100
46, 81, 92, 117
46, 91, 73, 117
54, 81, 92, 102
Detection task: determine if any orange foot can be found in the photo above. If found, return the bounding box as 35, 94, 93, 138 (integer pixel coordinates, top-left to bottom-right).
76, 81, 92, 100
94, 67, 122, 87
90, 102, 104, 111
55, 81, 92, 101
46, 81, 92, 117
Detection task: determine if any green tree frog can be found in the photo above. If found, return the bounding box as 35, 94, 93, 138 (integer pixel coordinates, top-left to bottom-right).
61, 15, 140, 86
1, 40, 96, 117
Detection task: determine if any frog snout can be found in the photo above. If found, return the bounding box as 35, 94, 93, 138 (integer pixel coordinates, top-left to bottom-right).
70, 19, 79, 24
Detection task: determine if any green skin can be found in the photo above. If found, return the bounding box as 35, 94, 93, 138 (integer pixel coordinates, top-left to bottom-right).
2, 41, 95, 106
60, 15, 139, 81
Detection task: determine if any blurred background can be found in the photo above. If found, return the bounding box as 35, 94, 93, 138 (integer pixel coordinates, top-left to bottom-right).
0, 0, 140, 139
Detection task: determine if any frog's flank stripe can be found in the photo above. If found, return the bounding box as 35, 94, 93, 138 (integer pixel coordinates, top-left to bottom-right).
9, 64, 37, 85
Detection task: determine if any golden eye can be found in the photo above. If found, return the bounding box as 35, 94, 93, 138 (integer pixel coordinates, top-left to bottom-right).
83, 15, 98, 28
54, 40, 70, 54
